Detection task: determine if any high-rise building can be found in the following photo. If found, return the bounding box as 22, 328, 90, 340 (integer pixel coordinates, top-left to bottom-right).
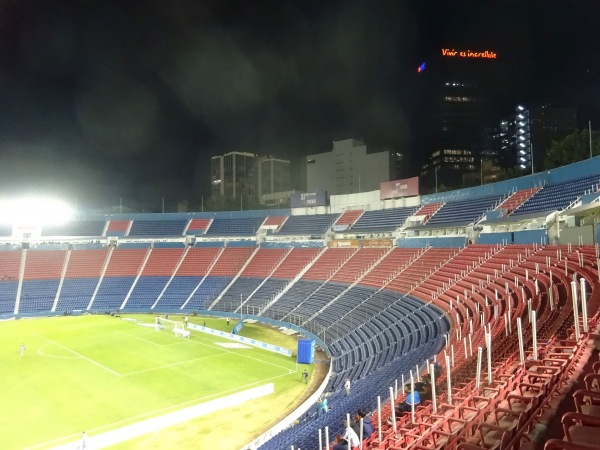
418, 47, 504, 189
497, 104, 577, 173
256, 156, 291, 206
210, 151, 256, 200
211, 152, 292, 206
305, 138, 403, 195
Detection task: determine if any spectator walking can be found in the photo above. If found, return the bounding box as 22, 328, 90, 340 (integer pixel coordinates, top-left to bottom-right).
344, 378, 351, 396
317, 396, 328, 416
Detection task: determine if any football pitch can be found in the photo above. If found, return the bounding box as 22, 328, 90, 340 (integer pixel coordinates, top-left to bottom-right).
1, 314, 308, 450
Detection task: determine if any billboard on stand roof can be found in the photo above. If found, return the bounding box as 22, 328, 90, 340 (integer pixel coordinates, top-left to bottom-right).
380, 176, 419, 200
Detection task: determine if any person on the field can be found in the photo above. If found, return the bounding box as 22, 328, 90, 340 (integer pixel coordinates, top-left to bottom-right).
20, 343, 25, 356
302, 369, 309, 384
80, 431, 88, 449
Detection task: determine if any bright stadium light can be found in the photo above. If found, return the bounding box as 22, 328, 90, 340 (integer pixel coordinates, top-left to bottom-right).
0, 197, 74, 226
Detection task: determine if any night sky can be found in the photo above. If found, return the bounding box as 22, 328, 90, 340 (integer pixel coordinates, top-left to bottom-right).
0, 0, 598, 211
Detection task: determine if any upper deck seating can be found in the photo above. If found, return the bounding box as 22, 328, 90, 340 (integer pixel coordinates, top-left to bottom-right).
425, 194, 504, 226
204, 217, 263, 236
413, 202, 444, 224
128, 220, 187, 237
497, 187, 540, 215
335, 210, 363, 228
349, 206, 417, 233
512, 173, 600, 216
262, 216, 287, 231
186, 218, 212, 235
106, 220, 130, 237
277, 214, 338, 235
42, 220, 106, 237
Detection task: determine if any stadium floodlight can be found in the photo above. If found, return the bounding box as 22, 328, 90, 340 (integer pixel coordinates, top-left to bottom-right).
0, 197, 74, 226
517, 105, 524, 111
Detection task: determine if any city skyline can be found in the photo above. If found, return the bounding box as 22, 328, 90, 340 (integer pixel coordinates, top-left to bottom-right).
0, 0, 598, 211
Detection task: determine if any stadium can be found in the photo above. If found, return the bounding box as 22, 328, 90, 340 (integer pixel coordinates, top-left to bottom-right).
2, 156, 600, 450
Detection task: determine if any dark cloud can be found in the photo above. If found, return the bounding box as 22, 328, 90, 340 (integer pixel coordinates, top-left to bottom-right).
0, 0, 598, 211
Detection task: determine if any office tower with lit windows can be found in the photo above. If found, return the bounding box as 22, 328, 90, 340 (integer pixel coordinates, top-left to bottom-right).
418, 47, 505, 189
498, 104, 577, 173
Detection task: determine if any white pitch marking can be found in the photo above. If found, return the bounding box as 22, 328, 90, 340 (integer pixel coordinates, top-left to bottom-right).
36, 343, 79, 359
36, 335, 122, 377
121, 353, 225, 377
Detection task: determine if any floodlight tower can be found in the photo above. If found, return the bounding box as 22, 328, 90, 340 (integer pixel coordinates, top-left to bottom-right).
515, 105, 532, 173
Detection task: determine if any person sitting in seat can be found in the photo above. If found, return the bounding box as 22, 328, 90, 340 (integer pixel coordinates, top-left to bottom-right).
354, 408, 374, 437
395, 384, 421, 416
415, 380, 432, 403
333, 419, 360, 449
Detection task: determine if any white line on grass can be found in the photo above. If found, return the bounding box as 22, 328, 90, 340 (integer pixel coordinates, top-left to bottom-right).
36, 343, 79, 359
182, 334, 296, 373
121, 352, 225, 377
122, 318, 293, 372
32, 371, 293, 450
35, 335, 122, 377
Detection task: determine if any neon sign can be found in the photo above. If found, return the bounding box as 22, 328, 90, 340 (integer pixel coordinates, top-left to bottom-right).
441, 48, 497, 59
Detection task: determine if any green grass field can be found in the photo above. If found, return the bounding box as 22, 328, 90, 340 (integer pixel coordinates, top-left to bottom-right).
1, 314, 310, 450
